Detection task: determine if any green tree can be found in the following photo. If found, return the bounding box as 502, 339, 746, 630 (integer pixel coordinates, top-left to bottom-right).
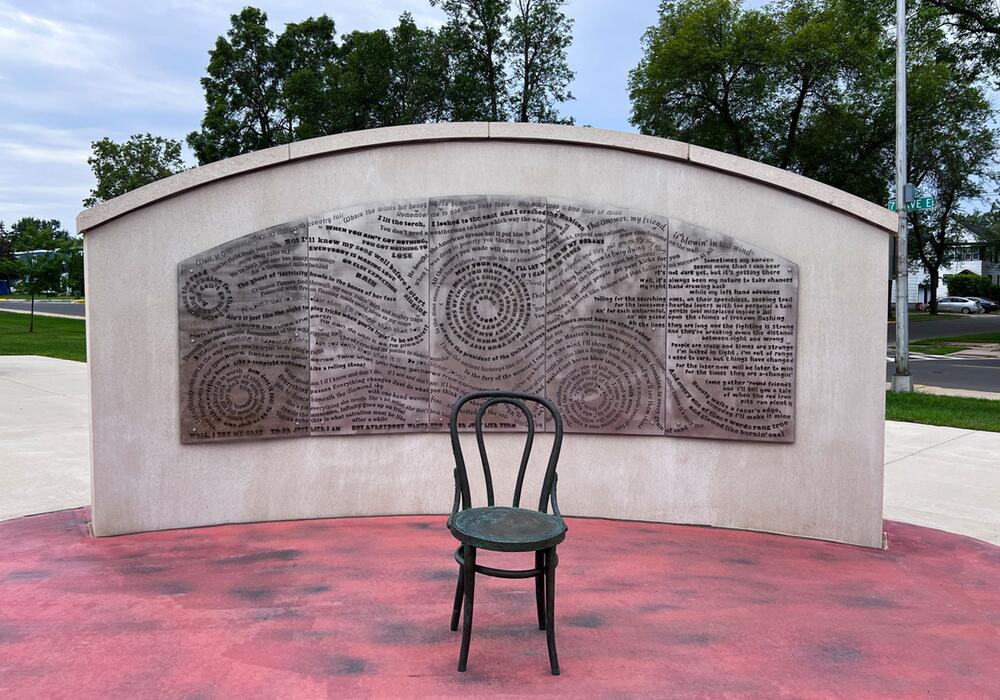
433, 0, 511, 120
336, 28, 397, 130
386, 14, 451, 125
188, 9, 459, 164
628, 0, 895, 202
15, 254, 64, 331
83, 134, 186, 207
188, 7, 288, 164
921, 1, 1000, 75
905, 10, 997, 314
6, 219, 83, 299
10, 218, 71, 252
274, 14, 341, 141
959, 202, 1000, 247
508, 0, 575, 123
628, 0, 780, 161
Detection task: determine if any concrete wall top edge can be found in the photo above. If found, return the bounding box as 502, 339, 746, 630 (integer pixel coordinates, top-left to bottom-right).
76, 122, 896, 234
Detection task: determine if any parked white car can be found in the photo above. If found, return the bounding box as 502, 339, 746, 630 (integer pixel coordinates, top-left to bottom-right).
937, 296, 985, 314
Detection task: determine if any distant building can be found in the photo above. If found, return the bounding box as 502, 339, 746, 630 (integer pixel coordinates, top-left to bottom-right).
891, 223, 1000, 307
13, 249, 58, 262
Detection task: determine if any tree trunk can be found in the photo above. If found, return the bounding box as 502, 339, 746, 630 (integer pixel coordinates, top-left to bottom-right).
520, 55, 529, 121
780, 78, 810, 170
29, 292, 34, 332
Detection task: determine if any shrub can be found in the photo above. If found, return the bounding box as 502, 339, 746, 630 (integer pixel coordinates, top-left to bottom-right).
947, 272, 992, 298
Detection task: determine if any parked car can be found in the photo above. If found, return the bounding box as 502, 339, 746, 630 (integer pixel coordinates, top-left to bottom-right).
937, 296, 985, 313
968, 296, 999, 313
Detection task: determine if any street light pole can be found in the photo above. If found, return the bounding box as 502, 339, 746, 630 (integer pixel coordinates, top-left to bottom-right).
891, 0, 913, 393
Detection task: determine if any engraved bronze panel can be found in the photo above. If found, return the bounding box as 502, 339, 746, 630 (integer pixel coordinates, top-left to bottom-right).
545, 201, 667, 434
427, 196, 547, 430
665, 221, 798, 442
177, 197, 799, 444
308, 202, 429, 435
178, 221, 311, 442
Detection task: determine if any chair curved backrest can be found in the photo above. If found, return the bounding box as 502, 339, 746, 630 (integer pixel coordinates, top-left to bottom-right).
449, 391, 564, 515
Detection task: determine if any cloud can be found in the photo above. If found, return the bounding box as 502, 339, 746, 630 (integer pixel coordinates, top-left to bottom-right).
0, 141, 90, 165
0, 1, 200, 114
0, 3, 117, 71
0, 0, 646, 233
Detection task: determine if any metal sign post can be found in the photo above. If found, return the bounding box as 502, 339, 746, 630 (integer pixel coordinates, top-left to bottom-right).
891, 0, 913, 393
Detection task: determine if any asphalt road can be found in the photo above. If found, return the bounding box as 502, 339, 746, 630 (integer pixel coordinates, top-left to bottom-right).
885, 313, 1000, 391
887, 312, 1000, 342
0, 300, 85, 317
885, 355, 1000, 392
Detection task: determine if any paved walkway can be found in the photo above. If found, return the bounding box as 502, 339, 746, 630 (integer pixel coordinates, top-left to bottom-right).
884, 421, 1000, 545
0, 356, 89, 520
2, 510, 998, 698
1, 356, 998, 545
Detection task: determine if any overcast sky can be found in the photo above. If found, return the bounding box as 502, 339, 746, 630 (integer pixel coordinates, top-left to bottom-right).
0, 0, 685, 234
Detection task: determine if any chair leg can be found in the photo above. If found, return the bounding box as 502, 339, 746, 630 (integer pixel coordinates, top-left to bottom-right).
457, 545, 476, 672
534, 550, 546, 630
545, 547, 560, 675
450, 566, 464, 631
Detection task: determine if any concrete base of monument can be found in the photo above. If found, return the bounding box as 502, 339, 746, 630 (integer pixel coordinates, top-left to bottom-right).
1, 509, 997, 697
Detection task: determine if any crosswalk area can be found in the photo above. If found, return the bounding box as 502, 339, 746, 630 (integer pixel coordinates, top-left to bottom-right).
885, 352, 957, 362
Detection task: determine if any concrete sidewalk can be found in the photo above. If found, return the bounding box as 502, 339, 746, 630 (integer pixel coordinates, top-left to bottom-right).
1, 356, 998, 545
0, 356, 89, 520
884, 421, 1000, 545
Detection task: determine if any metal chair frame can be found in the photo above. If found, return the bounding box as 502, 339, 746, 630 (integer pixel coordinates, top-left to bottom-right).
446, 391, 565, 675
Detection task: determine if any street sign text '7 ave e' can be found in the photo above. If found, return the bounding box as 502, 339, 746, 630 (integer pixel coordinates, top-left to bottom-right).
888, 196, 935, 212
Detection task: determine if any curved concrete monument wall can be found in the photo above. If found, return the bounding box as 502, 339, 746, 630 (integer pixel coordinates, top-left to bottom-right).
80, 123, 892, 546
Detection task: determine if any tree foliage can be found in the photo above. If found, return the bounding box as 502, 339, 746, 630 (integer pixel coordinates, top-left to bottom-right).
904, 5, 998, 313
9, 218, 72, 252
84, 134, 186, 207
434, 0, 511, 121
14, 253, 66, 331
922, 0, 1000, 78
508, 0, 575, 122
187, 7, 286, 164
628, 0, 892, 202
945, 271, 999, 299
3, 219, 83, 301
187, 9, 460, 163
630, 0, 999, 314
188, 4, 575, 164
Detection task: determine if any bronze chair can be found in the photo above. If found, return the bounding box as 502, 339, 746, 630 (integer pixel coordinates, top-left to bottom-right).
446, 391, 566, 675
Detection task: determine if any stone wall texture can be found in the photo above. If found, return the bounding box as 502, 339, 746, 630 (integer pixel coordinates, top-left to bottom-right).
80, 123, 891, 545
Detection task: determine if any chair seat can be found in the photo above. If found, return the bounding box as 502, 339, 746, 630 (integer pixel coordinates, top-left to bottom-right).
449, 506, 566, 552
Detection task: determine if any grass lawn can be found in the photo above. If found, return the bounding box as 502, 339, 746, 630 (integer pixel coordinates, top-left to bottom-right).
0, 311, 86, 362
909, 343, 970, 355
900, 331, 1000, 356
913, 331, 1000, 344
886, 391, 1000, 432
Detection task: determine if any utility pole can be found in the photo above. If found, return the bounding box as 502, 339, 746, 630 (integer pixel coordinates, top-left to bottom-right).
891, 0, 913, 393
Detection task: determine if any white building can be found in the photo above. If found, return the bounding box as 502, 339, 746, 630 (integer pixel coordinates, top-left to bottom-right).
892, 224, 1000, 307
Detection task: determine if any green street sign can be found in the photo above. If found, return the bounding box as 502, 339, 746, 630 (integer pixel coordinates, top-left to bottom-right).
888, 196, 935, 212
